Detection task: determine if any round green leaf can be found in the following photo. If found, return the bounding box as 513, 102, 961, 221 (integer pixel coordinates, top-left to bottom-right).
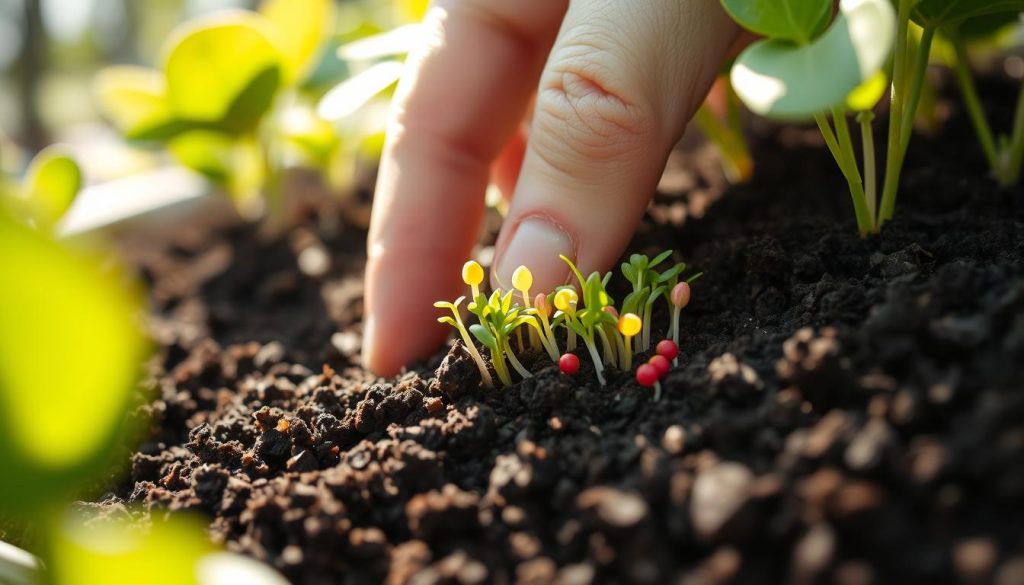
260, 0, 333, 85
731, 0, 896, 119
954, 11, 1023, 40
721, 0, 832, 44
913, 0, 1023, 30
24, 145, 82, 227
0, 212, 148, 510
162, 12, 283, 132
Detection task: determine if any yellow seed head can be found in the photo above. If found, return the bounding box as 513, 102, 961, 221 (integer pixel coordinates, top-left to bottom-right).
554, 288, 578, 312
512, 266, 533, 292
462, 260, 484, 286
618, 313, 642, 337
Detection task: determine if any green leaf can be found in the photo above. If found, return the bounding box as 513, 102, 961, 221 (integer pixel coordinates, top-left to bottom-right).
469, 324, 497, 350
260, 0, 333, 85
731, 0, 896, 119
162, 12, 283, 131
168, 131, 236, 185
23, 146, 81, 227
438, 316, 458, 327
846, 70, 889, 111
722, 0, 832, 44
687, 272, 705, 284
93, 66, 189, 141
649, 250, 674, 270
953, 11, 1023, 39
0, 213, 148, 511
913, 0, 1023, 30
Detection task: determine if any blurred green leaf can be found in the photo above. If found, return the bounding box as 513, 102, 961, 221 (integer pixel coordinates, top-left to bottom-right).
846, 70, 889, 111
395, 0, 429, 22
954, 11, 1023, 40
0, 212, 147, 511
52, 512, 290, 585
24, 146, 82, 228
731, 0, 895, 119
260, 0, 333, 85
721, 0, 832, 44
93, 66, 187, 141
169, 131, 236, 185
162, 12, 283, 132
913, 0, 1023, 30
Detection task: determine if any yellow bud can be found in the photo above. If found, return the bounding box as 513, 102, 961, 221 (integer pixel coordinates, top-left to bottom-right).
554, 288, 578, 312
618, 313, 642, 337
462, 260, 484, 286
512, 265, 533, 292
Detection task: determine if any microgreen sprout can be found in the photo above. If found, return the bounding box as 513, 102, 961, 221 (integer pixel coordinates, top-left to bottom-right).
553, 286, 579, 352
636, 363, 662, 401
668, 282, 691, 349
657, 339, 679, 367
559, 255, 618, 385
463, 260, 485, 307
530, 292, 561, 362
435, 296, 494, 389
512, 265, 542, 351
469, 289, 534, 386
559, 353, 580, 375
617, 313, 642, 370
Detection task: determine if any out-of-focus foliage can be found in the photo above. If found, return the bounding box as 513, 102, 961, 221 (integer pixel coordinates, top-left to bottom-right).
1, 144, 81, 230
0, 210, 148, 512
52, 512, 290, 585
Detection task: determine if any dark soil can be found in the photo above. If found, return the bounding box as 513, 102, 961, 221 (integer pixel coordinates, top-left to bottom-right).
85, 73, 1024, 584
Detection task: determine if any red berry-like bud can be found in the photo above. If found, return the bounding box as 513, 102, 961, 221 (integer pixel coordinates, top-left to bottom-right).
656, 339, 678, 361
648, 355, 670, 378
636, 364, 659, 387
671, 282, 691, 309
559, 353, 580, 375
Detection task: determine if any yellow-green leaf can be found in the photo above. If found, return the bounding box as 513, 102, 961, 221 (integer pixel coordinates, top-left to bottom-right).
395, 0, 429, 22
93, 66, 182, 141
846, 70, 889, 112
0, 213, 147, 507
260, 0, 333, 85
162, 12, 283, 131
23, 145, 82, 227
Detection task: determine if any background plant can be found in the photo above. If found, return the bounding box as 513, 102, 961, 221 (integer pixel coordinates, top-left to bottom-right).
723, 0, 1024, 237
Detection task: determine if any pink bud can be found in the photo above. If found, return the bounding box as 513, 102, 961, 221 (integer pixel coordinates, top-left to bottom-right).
603, 306, 619, 318
671, 282, 691, 308
534, 293, 551, 317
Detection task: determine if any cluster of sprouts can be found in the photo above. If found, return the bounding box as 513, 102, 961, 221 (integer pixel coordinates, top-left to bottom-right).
435, 252, 700, 397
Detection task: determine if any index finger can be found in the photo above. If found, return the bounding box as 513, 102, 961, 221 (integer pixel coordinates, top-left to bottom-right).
362, 0, 567, 375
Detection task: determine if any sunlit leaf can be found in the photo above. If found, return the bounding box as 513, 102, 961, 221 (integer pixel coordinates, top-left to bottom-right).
731, 0, 895, 119
93, 66, 188, 141
52, 512, 291, 585
846, 70, 889, 111
24, 146, 82, 228
169, 131, 236, 185
260, 0, 333, 84
317, 60, 404, 121
162, 12, 283, 131
281, 106, 339, 165
0, 212, 147, 510
395, 0, 429, 22
913, 0, 1024, 30
721, 0, 832, 44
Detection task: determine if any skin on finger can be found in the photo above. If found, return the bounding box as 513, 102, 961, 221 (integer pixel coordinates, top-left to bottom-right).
491, 127, 527, 202
363, 0, 567, 376
492, 0, 740, 295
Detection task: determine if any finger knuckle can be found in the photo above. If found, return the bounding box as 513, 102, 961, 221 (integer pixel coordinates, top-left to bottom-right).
534, 35, 655, 172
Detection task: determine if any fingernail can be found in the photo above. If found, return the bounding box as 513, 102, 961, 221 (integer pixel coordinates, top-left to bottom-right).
495, 217, 574, 293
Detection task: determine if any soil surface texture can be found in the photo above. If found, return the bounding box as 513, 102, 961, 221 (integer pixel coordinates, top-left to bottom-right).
85, 74, 1024, 585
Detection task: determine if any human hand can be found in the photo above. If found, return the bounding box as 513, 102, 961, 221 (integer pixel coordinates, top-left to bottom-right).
362, 0, 741, 375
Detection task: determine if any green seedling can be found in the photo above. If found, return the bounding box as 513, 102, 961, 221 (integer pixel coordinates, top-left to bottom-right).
559, 255, 617, 385
694, 77, 755, 183
470, 289, 534, 386
553, 286, 580, 352
512, 265, 542, 351
657, 265, 703, 348
435, 296, 494, 389
944, 12, 1024, 185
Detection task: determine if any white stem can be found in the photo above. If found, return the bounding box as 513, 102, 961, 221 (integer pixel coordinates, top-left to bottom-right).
504, 339, 533, 379
567, 329, 576, 352
584, 337, 606, 385
0, 540, 38, 585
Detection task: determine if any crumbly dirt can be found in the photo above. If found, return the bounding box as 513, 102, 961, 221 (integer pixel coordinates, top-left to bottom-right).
74, 74, 1024, 584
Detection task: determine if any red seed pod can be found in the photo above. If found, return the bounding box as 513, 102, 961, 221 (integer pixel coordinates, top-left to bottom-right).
656, 339, 679, 361
559, 353, 580, 375
636, 364, 659, 387
671, 282, 691, 309
648, 355, 670, 378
